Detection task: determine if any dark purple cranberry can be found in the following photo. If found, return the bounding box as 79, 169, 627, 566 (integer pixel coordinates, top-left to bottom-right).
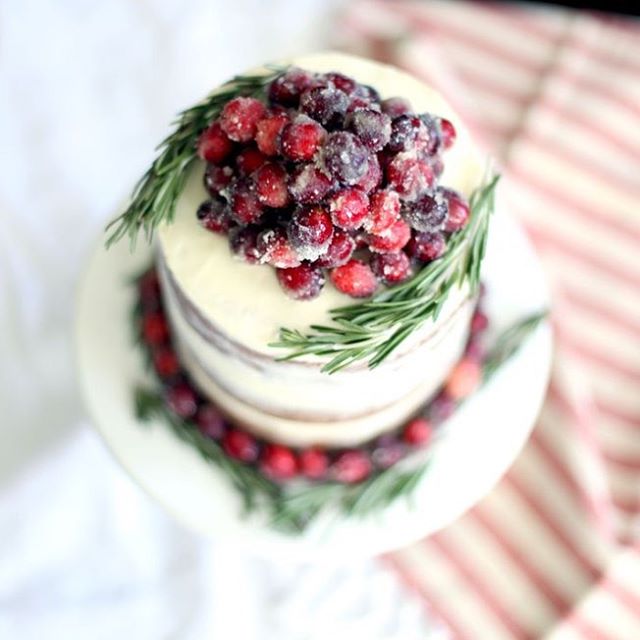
346, 108, 391, 151
429, 392, 456, 424
381, 97, 412, 117
406, 231, 446, 262
317, 229, 356, 268
320, 131, 369, 185
276, 263, 325, 300
288, 164, 333, 205
402, 191, 448, 232
268, 68, 316, 106
299, 85, 349, 128
353, 83, 381, 103
166, 384, 198, 419
204, 164, 234, 197
287, 206, 333, 261
229, 225, 264, 263
372, 438, 405, 469
417, 114, 442, 156
325, 72, 358, 95
354, 153, 382, 193
388, 115, 424, 153
370, 251, 412, 284
197, 199, 232, 234
196, 404, 226, 439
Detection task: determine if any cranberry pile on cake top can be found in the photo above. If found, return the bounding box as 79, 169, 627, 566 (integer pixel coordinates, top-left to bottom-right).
196, 67, 469, 300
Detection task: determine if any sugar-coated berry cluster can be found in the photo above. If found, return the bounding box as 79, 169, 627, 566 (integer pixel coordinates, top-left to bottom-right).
196, 67, 468, 300
136, 268, 488, 483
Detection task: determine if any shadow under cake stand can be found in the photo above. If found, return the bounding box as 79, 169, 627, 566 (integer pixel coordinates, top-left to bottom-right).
76, 209, 552, 559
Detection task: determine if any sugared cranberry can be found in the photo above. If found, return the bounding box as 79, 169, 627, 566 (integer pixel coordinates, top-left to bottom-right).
406, 231, 446, 262
142, 312, 168, 345
354, 153, 382, 193
333, 450, 372, 483
153, 346, 180, 378
197, 199, 232, 234
317, 229, 356, 268
403, 417, 433, 446
430, 392, 456, 424
321, 131, 369, 185
219, 97, 266, 143
470, 310, 489, 335
441, 188, 470, 232
366, 218, 411, 253
255, 111, 289, 156
287, 206, 333, 261
347, 108, 391, 151
257, 227, 301, 268
204, 164, 234, 196
327, 188, 369, 230
381, 97, 412, 118
372, 440, 405, 469
229, 225, 264, 263
403, 191, 448, 232
196, 404, 225, 440
222, 429, 259, 462
386, 153, 435, 199
269, 68, 315, 106
326, 71, 357, 95
197, 121, 233, 164
439, 117, 456, 149
166, 383, 198, 419
388, 115, 425, 153
347, 95, 373, 113
276, 263, 325, 300
299, 447, 329, 479
365, 189, 400, 234
280, 116, 327, 162
254, 162, 290, 208
260, 444, 298, 480
229, 181, 263, 225
445, 357, 482, 400
288, 164, 333, 205
354, 84, 381, 103
370, 251, 411, 284
235, 147, 267, 175
416, 114, 442, 156
331, 259, 378, 298
299, 85, 349, 128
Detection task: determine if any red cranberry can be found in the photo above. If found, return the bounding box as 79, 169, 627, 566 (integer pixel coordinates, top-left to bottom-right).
276, 263, 325, 300
441, 188, 470, 232
439, 117, 456, 149
403, 417, 433, 446
254, 162, 290, 208
142, 312, 169, 345
255, 111, 289, 156
299, 447, 329, 479
196, 404, 225, 440
325, 71, 358, 95
257, 227, 301, 268
235, 147, 267, 175
229, 226, 264, 264
346, 108, 391, 151
370, 251, 412, 284
321, 131, 369, 186
365, 189, 400, 234
317, 229, 355, 268
222, 429, 259, 462
386, 153, 434, 199
287, 206, 333, 261
220, 96, 266, 142
229, 181, 263, 225
197, 121, 233, 164
204, 164, 234, 196
331, 259, 378, 298
260, 444, 298, 479
333, 450, 372, 483
288, 164, 333, 205
327, 188, 369, 230
152, 347, 180, 378
471, 310, 489, 335
445, 357, 482, 400
268, 68, 315, 106
354, 153, 382, 193
403, 191, 448, 232
197, 199, 232, 234
280, 116, 327, 162
299, 85, 349, 128
381, 97, 412, 118
406, 231, 446, 262
388, 115, 425, 153
366, 219, 411, 253
166, 383, 197, 419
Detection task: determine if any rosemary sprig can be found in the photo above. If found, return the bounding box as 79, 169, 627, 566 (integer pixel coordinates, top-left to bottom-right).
105, 68, 282, 249
271, 175, 500, 373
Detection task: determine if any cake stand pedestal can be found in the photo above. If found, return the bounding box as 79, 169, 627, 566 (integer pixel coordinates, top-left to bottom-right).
76, 210, 552, 560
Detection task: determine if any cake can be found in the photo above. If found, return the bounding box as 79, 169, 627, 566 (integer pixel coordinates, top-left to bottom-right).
114, 51, 498, 518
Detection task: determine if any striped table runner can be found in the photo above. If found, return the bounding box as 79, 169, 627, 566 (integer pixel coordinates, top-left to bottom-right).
335, 2, 640, 638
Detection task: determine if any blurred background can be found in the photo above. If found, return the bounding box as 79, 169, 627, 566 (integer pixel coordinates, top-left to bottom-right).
1, 1, 639, 639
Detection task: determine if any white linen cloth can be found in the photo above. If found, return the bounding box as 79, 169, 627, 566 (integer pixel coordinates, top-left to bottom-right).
0, 1, 436, 638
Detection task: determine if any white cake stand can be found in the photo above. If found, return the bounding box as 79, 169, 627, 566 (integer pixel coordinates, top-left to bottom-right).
76, 208, 552, 560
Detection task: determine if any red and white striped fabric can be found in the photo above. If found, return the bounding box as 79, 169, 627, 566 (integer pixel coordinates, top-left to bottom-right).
336, 2, 640, 638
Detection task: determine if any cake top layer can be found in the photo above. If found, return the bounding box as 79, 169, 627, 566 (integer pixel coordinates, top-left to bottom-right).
158, 51, 485, 357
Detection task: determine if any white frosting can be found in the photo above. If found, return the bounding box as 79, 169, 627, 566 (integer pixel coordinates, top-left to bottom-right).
157, 51, 486, 446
